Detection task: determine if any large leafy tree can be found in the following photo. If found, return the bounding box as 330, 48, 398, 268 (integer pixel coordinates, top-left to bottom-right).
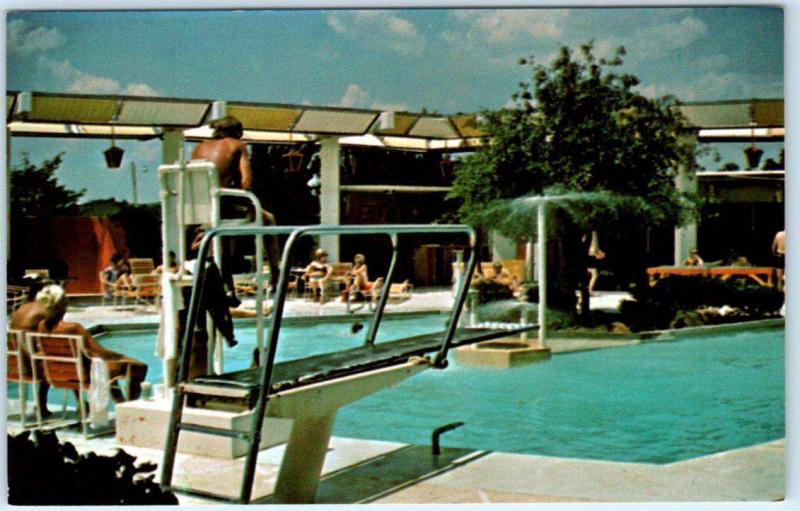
10, 153, 85, 218
449, 42, 699, 321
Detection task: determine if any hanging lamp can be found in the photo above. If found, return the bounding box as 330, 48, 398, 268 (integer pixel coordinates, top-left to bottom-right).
103, 116, 124, 169
282, 132, 304, 173
743, 106, 763, 170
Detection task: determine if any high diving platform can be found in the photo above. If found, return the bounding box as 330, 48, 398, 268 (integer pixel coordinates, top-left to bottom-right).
149, 161, 536, 503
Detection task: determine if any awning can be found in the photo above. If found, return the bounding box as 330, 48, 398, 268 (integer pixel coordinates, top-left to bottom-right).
6, 91, 785, 148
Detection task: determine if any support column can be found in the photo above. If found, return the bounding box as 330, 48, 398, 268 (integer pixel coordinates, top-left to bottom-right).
319, 137, 341, 261
160, 129, 183, 388
674, 156, 698, 265
273, 412, 337, 504
162, 128, 183, 166
537, 202, 547, 347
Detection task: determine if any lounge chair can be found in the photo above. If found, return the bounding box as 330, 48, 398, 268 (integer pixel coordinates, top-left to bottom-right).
128, 258, 156, 275
26, 332, 129, 438
387, 280, 413, 302
7, 329, 43, 429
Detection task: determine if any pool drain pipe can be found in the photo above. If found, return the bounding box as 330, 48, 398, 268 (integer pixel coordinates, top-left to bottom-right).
432, 422, 465, 455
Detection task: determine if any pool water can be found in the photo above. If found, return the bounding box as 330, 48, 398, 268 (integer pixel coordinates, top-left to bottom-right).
15, 316, 784, 464
336, 327, 784, 463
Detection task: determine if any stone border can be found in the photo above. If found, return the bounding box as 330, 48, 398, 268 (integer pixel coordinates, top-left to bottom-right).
549, 317, 784, 344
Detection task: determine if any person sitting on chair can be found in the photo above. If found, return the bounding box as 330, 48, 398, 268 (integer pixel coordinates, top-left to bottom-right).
9, 276, 53, 417
191, 115, 281, 288
34, 285, 148, 402
340, 254, 384, 302
487, 261, 519, 292
683, 248, 704, 267
101, 253, 133, 296
304, 248, 331, 303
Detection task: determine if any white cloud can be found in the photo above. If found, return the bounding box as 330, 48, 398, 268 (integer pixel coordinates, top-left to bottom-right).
449, 9, 569, 44
640, 70, 782, 102
339, 84, 370, 108
8, 19, 67, 55
38, 57, 159, 96
326, 11, 425, 56
694, 54, 730, 72
628, 16, 707, 60
337, 84, 408, 111
123, 83, 159, 96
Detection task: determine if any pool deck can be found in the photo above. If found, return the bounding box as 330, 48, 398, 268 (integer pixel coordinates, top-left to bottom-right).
5, 419, 784, 504
9, 289, 785, 504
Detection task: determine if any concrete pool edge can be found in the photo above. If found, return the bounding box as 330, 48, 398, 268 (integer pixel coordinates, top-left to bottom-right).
86, 309, 449, 335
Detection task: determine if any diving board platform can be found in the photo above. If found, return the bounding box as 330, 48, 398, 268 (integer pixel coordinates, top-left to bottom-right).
190, 325, 534, 400
158, 218, 519, 503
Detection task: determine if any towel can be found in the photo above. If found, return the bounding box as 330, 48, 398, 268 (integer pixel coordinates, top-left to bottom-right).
88, 357, 110, 428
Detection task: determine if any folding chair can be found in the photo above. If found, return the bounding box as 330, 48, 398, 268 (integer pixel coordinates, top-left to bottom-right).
26, 332, 129, 438
7, 329, 43, 429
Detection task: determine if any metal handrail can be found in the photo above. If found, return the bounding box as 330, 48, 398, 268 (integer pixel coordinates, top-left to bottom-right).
176, 224, 477, 386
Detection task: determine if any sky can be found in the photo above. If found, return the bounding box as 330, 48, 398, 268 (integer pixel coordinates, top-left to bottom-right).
5, 7, 785, 204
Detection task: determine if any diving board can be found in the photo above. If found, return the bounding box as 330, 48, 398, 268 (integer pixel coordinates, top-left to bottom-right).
188, 325, 535, 406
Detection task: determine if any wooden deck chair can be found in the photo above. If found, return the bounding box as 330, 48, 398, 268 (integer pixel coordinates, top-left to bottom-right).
23, 268, 49, 279
387, 280, 413, 302
7, 329, 43, 429
129, 273, 162, 309
26, 332, 129, 438
128, 258, 156, 275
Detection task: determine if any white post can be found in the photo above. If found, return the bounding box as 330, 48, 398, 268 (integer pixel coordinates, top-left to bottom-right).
319, 137, 341, 261
537, 202, 547, 347
130, 162, 139, 205
673, 152, 698, 265
162, 129, 183, 165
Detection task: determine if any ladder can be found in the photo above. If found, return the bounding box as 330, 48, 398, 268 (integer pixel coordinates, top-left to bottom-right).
159, 224, 480, 504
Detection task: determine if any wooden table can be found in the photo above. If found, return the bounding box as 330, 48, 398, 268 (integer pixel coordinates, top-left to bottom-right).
647, 266, 777, 287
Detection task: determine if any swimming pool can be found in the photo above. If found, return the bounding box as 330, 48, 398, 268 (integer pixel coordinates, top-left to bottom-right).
19, 316, 785, 464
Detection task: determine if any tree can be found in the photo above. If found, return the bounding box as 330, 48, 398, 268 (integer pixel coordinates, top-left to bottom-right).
448, 42, 699, 322
10, 153, 85, 218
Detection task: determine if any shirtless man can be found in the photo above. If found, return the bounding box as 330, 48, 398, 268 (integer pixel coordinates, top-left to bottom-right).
9, 285, 51, 416
35, 285, 148, 401
772, 230, 785, 289
191, 115, 280, 285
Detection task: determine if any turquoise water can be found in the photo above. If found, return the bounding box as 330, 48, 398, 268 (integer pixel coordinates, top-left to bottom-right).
18, 317, 784, 464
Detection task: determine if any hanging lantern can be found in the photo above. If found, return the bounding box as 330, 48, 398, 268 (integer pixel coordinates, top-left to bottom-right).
104, 118, 124, 169
743, 115, 762, 170
744, 145, 763, 170
282, 147, 304, 173
282, 133, 304, 173
104, 145, 124, 169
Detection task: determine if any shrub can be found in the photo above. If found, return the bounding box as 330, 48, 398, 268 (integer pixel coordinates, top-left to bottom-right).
619, 276, 783, 331
8, 430, 179, 505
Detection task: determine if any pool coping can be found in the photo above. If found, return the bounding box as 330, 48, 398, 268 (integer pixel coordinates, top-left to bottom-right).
88, 314, 784, 340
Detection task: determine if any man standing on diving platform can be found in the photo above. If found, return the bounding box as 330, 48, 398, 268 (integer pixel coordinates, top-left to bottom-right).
191, 115, 281, 288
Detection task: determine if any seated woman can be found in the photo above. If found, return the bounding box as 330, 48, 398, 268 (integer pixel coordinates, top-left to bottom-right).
34, 285, 148, 402
101, 252, 133, 295
340, 253, 384, 302
303, 248, 332, 302
683, 248, 704, 267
